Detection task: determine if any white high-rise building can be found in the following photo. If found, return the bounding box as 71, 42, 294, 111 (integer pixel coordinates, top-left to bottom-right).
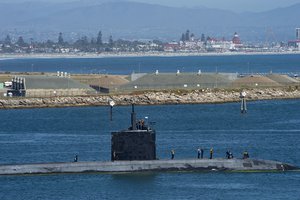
296, 28, 300, 40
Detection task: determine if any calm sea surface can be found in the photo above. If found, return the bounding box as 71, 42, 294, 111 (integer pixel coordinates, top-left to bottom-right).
0, 100, 300, 199
0, 54, 300, 74
0, 55, 300, 199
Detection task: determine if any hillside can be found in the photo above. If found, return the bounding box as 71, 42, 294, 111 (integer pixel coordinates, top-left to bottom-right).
0, 1, 299, 41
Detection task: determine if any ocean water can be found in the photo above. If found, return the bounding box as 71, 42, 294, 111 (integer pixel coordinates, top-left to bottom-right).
0, 100, 300, 199
0, 54, 300, 74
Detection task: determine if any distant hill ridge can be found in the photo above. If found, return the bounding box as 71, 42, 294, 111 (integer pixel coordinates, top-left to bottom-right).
0, 1, 299, 41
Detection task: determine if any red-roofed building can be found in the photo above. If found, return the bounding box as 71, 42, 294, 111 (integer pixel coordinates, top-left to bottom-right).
163, 42, 180, 52
232, 32, 241, 44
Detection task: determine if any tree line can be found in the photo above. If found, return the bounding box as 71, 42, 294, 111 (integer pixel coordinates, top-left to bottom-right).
0, 31, 164, 53
180, 29, 215, 43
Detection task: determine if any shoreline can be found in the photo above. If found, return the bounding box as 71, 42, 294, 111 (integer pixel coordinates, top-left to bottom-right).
0, 51, 300, 60
0, 88, 299, 109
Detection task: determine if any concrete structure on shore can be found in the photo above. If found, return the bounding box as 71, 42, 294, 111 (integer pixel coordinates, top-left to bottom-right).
9, 75, 95, 97
0, 158, 297, 175
120, 72, 299, 92
121, 72, 237, 91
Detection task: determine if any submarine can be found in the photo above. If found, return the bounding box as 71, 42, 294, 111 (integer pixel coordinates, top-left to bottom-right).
0, 105, 298, 176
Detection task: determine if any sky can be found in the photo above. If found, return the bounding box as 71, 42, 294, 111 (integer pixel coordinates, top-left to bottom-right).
134, 0, 300, 12
1, 0, 300, 12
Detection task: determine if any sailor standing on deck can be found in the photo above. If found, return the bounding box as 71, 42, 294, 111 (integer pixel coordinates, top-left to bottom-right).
210, 148, 213, 159
171, 149, 175, 159
243, 151, 249, 159
229, 151, 233, 159
74, 155, 78, 162
198, 147, 204, 159
226, 150, 230, 159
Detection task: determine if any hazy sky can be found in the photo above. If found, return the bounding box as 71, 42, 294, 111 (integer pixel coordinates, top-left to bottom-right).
135, 0, 300, 12
2, 0, 300, 12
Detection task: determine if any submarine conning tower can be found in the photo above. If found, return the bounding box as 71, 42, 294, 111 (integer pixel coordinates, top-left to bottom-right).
111, 104, 156, 161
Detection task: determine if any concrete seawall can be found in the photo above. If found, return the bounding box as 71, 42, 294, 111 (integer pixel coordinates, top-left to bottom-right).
0, 88, 299, 109
0, 159, 297, 175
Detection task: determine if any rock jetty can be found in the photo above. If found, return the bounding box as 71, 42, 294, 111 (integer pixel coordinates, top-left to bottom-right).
0, 88, 299, 109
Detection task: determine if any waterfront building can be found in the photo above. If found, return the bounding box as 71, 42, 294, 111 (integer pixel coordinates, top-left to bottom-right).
164, 42, 180, 52
231, 32, 243, 50
206, 38, 232, 52
296, 28, 300, 50
232, 32, 241, 44
296, 28, 300, 40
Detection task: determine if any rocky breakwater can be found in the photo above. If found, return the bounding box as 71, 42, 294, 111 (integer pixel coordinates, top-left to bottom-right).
0, 88, 299, 109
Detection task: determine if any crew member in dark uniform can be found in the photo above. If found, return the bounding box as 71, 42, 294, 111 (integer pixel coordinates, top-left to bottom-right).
226, 150, 230, 159
74, 155, 78, 162
113, 151, 117, 161
200, 148, 204, 159
229, 151, 233, 159
243, 151, 249, 159
171, 149, 175, 159
210, 148, 213, 159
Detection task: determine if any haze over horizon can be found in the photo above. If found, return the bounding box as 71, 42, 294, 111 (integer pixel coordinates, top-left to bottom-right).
2, 0, 300, 12
0, 0, 300, 42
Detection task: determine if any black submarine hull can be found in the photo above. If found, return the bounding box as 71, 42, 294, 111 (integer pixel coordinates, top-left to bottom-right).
0, 158, 298, 176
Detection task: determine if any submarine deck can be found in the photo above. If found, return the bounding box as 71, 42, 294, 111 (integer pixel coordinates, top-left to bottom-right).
0, 158, 298, 176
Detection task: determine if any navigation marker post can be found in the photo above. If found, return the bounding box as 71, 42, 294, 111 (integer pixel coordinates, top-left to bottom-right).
108, 99, 115, 121
240, 91, 247, 114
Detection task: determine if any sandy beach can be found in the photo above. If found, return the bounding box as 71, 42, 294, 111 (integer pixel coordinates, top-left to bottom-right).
0, 51, 300, 60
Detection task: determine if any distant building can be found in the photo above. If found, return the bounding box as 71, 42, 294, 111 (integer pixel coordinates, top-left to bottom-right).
163, 42, 180, 52
287, 40, 300, 49
231, 32, 243, 50
206, 38, 232, 52
296, 28, 300, 40
288, 29, 300, 50
232, 32, 241, 45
